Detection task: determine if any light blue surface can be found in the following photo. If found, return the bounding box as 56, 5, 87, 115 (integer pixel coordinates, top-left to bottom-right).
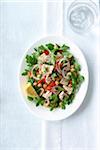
0, 2, 44, 150
0, 0, 100, 150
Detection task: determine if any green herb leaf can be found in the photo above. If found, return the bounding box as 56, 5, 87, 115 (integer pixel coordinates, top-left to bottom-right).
21, 69, 29, 76
68, 94, 75, 103
61, 44, 70, 51
46, 43, 54, 50
49, 94, 59, 102
34, 97, 45, 107
75, 62, 81, 71
70, 56, 75, 65
38, 45, 47, 50
63, 96, 69, 103
55, 43, 60, 48
61, 104, 66, 109
51, 53, 56, 64
52, 73, 57, 79
34, 48, 37, 51
26, 54, 37, 66
78, 75, 85, 83
33, 86, 41, 95
50, 107, 54, 111
60, 101, 66, 109
55, 86, 64, 92
27, 96, 33, 101
37, 45, 46, 55
28, 78, 34, 84
71, 72, 77, 91
21, 71, 27, 76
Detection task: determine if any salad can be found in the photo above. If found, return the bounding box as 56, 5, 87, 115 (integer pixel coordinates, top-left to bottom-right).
22, 43, 84, 111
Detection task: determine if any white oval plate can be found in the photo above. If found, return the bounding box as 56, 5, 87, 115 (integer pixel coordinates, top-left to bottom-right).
18, 36, 89, 121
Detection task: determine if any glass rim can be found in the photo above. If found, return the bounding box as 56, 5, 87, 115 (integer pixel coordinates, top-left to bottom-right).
67, 0, 98, 34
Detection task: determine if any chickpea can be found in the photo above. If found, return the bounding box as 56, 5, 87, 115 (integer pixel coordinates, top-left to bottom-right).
43, 84, 47, 88
68, 84, 72, 87
71, 65, 74, 69
38, 83, 42, 87
70, 68, 75, 72
33, 82, 37, 86
67, 72, 71, 76
55, 81, 59, 85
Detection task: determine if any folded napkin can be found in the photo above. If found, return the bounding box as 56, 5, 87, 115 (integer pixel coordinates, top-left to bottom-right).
41, 0, 100, 150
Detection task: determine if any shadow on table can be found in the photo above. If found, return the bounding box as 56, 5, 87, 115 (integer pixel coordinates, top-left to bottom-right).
65, 53, 94, 121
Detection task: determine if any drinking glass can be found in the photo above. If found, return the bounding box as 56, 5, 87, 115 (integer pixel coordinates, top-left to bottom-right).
67, 0, 98, 34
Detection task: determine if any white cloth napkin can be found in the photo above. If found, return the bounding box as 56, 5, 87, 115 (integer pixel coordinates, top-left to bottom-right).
41, 0, 100, 150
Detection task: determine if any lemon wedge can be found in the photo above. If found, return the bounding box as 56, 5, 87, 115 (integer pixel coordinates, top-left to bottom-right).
25, 82, 38, 98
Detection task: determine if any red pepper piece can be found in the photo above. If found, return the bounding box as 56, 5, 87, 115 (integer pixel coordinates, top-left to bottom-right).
43, 50, 49, 55
37, 76, 46, 84
46, 81, 56, 90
